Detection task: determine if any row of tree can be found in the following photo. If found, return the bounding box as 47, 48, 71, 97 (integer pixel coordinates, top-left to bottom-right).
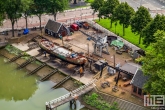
0, 0, 69, 37
91, 0, 165, 46
92, 0, 165, 95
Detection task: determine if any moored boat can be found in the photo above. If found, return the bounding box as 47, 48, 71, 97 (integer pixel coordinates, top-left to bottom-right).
38, 39, 88, 66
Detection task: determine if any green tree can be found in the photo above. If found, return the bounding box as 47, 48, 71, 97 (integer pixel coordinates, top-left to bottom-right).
46, 0, 68, 21
114, 2, 135, 36
31, 0, 47, 33
4, 0, 24, 37
0, 0, 5, 25
22, 0, 33, 29
141, 30, 165, 95
130, 6, 152, 44
98, 0, 119, 28
91, 0, 104, 14
142, 14, 165, 46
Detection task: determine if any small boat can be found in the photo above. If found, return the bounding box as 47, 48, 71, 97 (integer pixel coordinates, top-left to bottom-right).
38, 39, 88, 66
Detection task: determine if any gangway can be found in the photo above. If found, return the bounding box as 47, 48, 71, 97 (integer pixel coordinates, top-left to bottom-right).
27, 63, 46, 76
46, 80, 96, 110
52, 75, 71, 89
9, 54, 23, 62
17, 57, 35, 69
40, 69, 58, 81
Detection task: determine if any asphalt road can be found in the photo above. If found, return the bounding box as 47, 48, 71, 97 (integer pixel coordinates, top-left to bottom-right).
120, 0, 165, 10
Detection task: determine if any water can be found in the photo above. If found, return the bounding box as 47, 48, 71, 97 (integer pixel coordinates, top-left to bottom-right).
0, 56, 78, 110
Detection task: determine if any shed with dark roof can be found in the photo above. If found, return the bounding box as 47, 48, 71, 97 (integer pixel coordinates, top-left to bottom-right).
130, 69, 149, 99
45, 19, 68, 38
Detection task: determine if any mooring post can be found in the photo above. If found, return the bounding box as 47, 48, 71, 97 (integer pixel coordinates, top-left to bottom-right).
70, 99, 77, 110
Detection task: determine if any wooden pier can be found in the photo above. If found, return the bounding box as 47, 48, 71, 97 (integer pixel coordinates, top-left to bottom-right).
40, 69, 58, 81
52, 75, 71, 89
46, 80, 96, 110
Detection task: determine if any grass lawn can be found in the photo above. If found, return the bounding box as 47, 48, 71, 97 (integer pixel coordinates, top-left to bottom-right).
96, 19, 148, 50
85, 0, 94, 3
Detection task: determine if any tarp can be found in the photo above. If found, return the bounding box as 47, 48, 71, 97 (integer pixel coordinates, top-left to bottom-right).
23, 29, 29, 35
110, 39, 124, 49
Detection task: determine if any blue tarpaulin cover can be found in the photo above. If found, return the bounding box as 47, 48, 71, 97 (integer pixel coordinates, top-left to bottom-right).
23, 29, 29, 35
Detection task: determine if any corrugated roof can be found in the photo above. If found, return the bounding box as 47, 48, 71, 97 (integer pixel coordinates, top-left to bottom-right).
120, 63, 139, 75
45, 19, 62, 33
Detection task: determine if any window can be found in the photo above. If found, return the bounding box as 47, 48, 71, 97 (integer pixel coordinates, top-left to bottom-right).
138, 88, 142, 95
133, 86, 137, 93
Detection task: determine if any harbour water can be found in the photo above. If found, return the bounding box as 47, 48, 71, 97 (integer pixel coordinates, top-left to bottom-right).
0, 56, 82, 110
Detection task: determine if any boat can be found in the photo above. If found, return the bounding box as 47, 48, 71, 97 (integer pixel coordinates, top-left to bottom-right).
38, 38, 88, 66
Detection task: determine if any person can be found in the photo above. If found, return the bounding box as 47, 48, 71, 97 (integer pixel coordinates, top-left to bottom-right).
43, 51, 46, 57
79, 67, 83, 78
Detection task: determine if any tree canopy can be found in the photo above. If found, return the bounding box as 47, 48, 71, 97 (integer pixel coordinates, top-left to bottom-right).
114, 2, 135, 36
99, 0, 119, 28
31, 0, 48, 33
130, 6, 152, 44
142, 30, 165, 95
4, 0, 24, 37
91, 0, 104, 13
0, 0, 5, 25
22, 0, 33, 29
143, 14, 165, 46
46, 0, 68, 21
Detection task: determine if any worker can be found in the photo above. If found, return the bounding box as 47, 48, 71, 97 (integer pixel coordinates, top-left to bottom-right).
43, 51, 46, 57
79, 67, 83, 78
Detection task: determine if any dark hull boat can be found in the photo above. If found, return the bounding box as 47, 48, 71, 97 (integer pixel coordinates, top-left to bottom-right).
38, 39, 87, 66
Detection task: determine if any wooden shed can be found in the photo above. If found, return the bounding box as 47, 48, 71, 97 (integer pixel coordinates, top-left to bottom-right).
130, 69, 148, 99
45, 19, 68, 38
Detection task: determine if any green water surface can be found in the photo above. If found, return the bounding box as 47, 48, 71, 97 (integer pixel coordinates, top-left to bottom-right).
0, 56, 70, 110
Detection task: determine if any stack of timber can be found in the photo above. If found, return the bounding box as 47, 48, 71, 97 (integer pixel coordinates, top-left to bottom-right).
17, 57, 35, 69
27, 63, 46, 76
40, 69, 58, 81
52, 75, 71, 89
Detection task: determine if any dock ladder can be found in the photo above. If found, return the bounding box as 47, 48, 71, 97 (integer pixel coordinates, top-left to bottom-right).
40, 69, 58, 81
17, 57, 35, 69
9, 54, 23, 62
27, 63, 46, 76
52, 75, 71, 89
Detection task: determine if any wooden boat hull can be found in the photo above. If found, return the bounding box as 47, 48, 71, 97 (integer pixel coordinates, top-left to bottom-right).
38, 39, 87, 66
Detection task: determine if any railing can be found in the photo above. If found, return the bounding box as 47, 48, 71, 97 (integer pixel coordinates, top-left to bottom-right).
46, 79, 96, 106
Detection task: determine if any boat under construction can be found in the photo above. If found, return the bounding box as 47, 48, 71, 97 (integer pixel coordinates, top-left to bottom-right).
38, 38, 88, 66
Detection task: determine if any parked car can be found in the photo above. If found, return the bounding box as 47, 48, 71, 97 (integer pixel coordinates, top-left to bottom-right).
70, 23, 79, 31
82, 22, 89, 29
75, 21, 83, 28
